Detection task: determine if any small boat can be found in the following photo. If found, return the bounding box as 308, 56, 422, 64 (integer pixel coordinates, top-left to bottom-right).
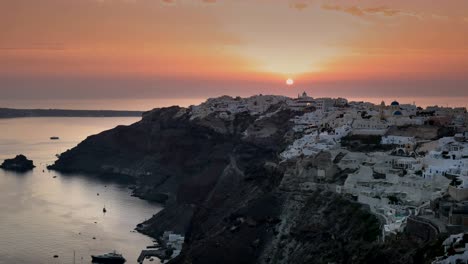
50, 136, 60, 140
103, 207, 107, 213
91, 251, 126, 264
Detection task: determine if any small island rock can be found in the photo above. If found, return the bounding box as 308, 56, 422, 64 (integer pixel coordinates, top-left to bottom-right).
0, 155, 35, 172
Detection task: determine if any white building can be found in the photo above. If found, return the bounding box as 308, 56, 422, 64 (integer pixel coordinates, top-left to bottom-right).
433, 233, 468, 264
353, 118, 389, 130
313, 98, 335, 112
190, 95, 288, 120
288, 91, 315, 111
381, 136, 416, 146
334, 98, 348, 107
392, 158, 422, 171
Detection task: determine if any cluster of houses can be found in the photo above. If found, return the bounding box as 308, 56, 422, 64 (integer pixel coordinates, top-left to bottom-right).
276, 93, 468, 237
187, 92, 468, 245
281, 95, 468, 236
189, 94, 288, 120
433, 233, 468, 264
161, 231, 185, 261
189, 92, 348, 121
286, 91, 347, 111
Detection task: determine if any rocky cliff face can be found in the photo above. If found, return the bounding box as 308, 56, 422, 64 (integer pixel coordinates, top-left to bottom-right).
50, 102, 440, 264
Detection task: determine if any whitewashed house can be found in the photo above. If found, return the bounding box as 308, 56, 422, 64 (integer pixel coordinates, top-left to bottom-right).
381, 136, 416, 146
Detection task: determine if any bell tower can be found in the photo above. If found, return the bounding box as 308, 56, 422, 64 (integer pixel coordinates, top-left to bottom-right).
380, 101, 386, 120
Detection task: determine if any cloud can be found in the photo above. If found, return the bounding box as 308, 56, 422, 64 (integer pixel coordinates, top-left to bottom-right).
363, 7, 400, 17
290, 2, 308, 11
0, 43, 67, 51
96, 0, 136, 3
344, 6, 365, 16
321, 4, 420, 19
430, 14, 449, 21
161, 0, 217, 5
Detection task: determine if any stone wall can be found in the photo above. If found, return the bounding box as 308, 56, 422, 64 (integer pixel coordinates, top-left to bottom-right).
448, 185, 468, 202
406, 216, 439, 242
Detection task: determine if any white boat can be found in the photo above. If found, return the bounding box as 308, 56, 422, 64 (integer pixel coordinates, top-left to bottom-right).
91, 251, 126, 264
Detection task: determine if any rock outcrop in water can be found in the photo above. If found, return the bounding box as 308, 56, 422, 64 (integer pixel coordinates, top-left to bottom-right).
49, 95, 445, 264
1, 154, 35, 172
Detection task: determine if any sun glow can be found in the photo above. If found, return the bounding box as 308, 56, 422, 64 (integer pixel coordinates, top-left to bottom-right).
286, 78, 294, 86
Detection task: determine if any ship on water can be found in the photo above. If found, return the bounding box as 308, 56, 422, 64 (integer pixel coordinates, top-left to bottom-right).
91, 251, 126, 264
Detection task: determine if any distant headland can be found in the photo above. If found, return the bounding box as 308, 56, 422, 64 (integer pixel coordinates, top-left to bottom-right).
0, 108, 143, 119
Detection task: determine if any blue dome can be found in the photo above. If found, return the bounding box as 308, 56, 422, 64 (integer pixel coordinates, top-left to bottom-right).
393, 111, 402, 116
391, 101, 400, 106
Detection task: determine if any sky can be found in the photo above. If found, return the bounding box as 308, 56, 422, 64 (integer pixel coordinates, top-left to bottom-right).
1, 0, 468, 110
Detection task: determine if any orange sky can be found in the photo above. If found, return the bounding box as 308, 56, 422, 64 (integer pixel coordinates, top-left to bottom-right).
1, 0, 468, 106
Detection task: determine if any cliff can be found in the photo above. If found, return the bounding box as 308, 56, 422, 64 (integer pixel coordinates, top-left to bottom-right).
49, 99, 442, 264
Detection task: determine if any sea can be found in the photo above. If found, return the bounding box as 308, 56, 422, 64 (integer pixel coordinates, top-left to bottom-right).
0, 96, 466, 111
0, 117, 162, 264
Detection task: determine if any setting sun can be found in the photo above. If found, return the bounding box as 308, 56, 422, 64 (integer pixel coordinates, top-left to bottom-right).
286, 78, 294, 86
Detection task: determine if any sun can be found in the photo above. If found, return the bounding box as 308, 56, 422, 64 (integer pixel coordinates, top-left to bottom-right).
286, 78, 294, 86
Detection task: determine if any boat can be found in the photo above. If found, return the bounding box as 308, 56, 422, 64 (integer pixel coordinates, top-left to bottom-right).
91, 251, 126, 264
50, 136, 60, 140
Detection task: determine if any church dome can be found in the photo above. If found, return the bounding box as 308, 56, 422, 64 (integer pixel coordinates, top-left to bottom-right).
391, 101, 400, 106
393, 111, 402, 116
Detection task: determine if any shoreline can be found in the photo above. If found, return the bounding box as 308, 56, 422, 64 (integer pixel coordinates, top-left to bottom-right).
0, 108, 143, 119
46, 167, 164, 236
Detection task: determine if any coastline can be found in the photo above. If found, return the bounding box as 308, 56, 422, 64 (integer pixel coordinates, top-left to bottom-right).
44, 95, 468, 263
45, 166, 165, 236
0, 108, 143, 119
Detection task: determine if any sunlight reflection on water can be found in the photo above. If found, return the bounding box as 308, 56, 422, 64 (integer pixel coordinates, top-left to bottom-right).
0, 117, 162, 264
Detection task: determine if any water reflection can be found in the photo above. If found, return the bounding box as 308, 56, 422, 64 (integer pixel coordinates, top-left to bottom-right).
0, 117, 162, 264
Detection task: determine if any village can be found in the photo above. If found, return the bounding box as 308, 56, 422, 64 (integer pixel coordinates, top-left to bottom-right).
190, 93, 468, 235
185, 92, 468, 263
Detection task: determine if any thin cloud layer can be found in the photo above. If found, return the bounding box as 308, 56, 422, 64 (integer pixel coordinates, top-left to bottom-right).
161, 0, 217, 5
290, 2, 308, 11
0, 0, 467, 102
321, 4, 418, 18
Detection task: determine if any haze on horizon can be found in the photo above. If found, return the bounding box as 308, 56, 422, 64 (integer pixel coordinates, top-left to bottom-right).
1, 0, 468, 109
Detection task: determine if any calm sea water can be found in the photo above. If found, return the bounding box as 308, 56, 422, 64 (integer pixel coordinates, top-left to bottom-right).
0, 96, 466, 111
0, 117, 162, 264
